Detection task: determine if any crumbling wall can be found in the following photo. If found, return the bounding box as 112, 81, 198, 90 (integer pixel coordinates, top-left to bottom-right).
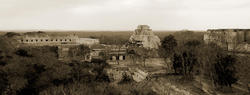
204, 29, 250, 52
58, 46, 70, 60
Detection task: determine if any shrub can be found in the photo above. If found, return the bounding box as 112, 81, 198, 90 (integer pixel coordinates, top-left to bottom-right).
15, 49, 32, 57
0, 70, 8, 94
4, 32, 20, 37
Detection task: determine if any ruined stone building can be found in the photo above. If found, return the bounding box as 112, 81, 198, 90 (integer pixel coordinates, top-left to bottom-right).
129, 25, 161, 49
204, 29, 250, 52
16, 32, 100, 60
19, 34, 78, 46
18, 33, 100, 46
90, 45, 128, 64
57, 45, 91, 61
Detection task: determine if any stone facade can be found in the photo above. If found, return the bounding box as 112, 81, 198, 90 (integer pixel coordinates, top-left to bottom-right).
204, 29, 250, 52
18, 33, 99, 46
57, 46, 71, 60
90, 45, 127, 62
77, 38, 100, 46
17, 32, 99, 60
129, 25, 161, 49
19, 34, 78, 46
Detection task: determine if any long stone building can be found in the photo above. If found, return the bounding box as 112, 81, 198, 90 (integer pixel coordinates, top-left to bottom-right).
18, 33, 99, 46
204, 29, 250, 52
16, 32, 99, 60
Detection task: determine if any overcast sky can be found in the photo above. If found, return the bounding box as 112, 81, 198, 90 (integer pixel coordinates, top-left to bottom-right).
0, 0, 250, 31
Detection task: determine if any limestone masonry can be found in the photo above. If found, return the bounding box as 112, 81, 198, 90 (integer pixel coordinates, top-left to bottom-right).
129, 25, 161, 49
18, 33, 99, 46
204, 29, 250, 52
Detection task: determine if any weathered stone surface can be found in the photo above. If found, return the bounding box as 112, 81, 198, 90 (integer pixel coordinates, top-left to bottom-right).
204, 29, 250, 52
16, 32, 99, 46
129, 25, 161, 49
132, 68, 148, 82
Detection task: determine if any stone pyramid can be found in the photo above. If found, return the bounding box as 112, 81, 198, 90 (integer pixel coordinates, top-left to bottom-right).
129, 25, 161, 49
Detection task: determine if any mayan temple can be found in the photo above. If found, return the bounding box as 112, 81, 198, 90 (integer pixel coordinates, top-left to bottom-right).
129, 25, 161, 49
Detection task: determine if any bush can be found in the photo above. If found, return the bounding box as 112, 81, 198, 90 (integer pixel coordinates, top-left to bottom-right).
15, 49, 32, 57
4, 32, 20, 37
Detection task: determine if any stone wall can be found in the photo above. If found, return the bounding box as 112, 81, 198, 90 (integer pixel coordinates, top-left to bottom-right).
18, 33, 99, 46
204, 29, 250, 52
77, 38, 100, 46
58, 46, 70, 60
19, 35, 78, 46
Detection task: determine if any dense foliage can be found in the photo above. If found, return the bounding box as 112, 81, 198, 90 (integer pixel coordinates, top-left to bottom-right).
0, 36, 111, 95
161, 31, 238, 88
161, 35, 177, 58
0, 35, 156, 95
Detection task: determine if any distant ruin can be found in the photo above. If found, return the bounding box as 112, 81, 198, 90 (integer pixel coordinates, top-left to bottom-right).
18, 33, 99, 46
129, 25, 161, 49
13, 25, 162, 62
204, 29, 250, 52
90, 45, 128, 63
14, 32, 99, 60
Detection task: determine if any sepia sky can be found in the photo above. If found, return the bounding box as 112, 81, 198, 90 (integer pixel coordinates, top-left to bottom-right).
0, 0, 250, 31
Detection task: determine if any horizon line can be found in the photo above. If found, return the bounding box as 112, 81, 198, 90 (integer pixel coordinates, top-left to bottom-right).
0, 29, 206, 32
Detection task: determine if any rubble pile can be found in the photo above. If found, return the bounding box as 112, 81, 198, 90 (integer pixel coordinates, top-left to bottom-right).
105, 67, 148, 83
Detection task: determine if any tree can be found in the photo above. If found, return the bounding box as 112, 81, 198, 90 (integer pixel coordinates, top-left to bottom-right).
213, 55, 237, 87
193, 43, 238, 89
172, 49, 198, 77
69, 45, 90, 59
184, 40, 201, 47
161, 35, 177, 58
172, 53, 183, 74
171, 40, 201, 78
